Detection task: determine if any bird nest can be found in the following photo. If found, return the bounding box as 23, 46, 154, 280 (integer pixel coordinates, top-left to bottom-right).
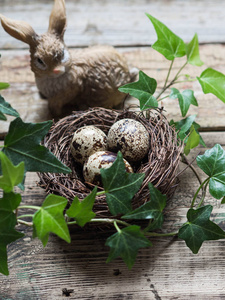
38, 107, 182, 218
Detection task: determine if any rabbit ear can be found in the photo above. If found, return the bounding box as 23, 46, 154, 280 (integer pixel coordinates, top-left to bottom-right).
0, 14, 37, 46
48, 0, 67, 39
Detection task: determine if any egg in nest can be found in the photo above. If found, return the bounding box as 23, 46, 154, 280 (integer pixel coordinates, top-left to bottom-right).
83, 150, 133, 185
107, 118, 150, 162
70, 125, 107, 164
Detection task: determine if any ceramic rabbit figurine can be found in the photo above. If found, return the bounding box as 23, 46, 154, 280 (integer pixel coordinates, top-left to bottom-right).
0, 0, 137, 117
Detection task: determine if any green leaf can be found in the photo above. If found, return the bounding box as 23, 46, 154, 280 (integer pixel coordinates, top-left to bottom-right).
221, 196, 225, 204
33, 194, 71, 246
0, 151, 24, 192
0, 192, 24, 275
3, 117, 71, 174
0, 111, 7, 121
192, 122, 206, 147
0, 95, 19, 120
197, 68, 225, 103
178, 205, 225, 254
0, 82, 10, 90
146, 14, 186, 60
171, 115, 196, 140
196, 144, 225, 199
66, 187, 97, 227
170, 88, 198, 117
184, 125, 200, 155
186, 33, 204, 66
171, 116, 206, 147
119, 71, 158, 110
101, 152, 145, 215
106, 225, 152, 269
122, 183, 166, 230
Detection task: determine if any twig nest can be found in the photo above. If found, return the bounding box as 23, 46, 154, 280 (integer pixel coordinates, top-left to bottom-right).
70, 125, 107, 164
83, 150, 133, 186
38, 107, 182, 218
107, 118, 150, 161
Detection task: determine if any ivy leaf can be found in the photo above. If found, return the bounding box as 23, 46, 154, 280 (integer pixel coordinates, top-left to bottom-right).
170, 115, 196, 140
184, 125, 200, 156
122, 183, 166, 231
171, 115, 206, 147
146, 14, 186, 60
186, 33, 204, 66
197, 68, 225, 103
101, 152, 145, 215
119, 71, 158, 110
192, 122, 206, 147
105, 225, 152, 269
33, 194, 71, 246
0, 82, 10, 90
0, 95, 19, 120
196, 144, 225, 199
178, 205, 225, 254
170, 88, 198, 117
2, 117, 71, 174
0, 151, 24, 193
66, 187, 97, 227
0, 111, 7, 121
0, 192, 24, 275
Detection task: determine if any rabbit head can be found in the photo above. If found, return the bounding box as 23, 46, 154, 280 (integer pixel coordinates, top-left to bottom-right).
0, 0, 70, 78
1, 0, 138, 117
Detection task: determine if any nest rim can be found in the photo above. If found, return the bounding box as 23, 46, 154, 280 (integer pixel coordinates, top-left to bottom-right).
38, 107, 182, 219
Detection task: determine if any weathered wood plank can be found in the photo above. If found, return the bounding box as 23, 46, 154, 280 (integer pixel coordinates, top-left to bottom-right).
0, 132, 225, 299
1, 44, 225, 136
0, 0, 225, 49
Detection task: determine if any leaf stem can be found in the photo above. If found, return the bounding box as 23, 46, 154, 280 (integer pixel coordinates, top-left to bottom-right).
197, 180, 210, 208
17, 214, 34, 219
17, 219, 33, 227
156, 60, 188, 100
96, 191, 106, 196
157, 95, 170, 102
173, 78, 197, 84
175, 61, 188, 78
67, 218, 131, 228
164, 59, 174, 89
114, 221, 122, 233
18, 205, 41, 211
143, 220, 154, 233
191, 177, 210, 208
181, 153, 202, 186
144, 231, 178, 237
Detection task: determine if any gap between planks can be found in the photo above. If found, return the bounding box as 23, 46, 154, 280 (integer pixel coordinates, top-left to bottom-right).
1, 0, 225, 48
1, 132, 225, 299
1, 44, 225, 138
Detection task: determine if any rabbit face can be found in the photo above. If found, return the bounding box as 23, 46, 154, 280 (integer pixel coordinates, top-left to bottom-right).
30, 33, 71, 78
0, 0, 136, 117
0, 0, 68, 79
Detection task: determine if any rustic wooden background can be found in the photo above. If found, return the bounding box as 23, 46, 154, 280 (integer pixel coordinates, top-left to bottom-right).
1, 0, 225, 299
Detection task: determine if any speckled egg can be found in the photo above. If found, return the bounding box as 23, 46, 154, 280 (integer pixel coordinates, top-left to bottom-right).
70, 126, 107, 164
83, 151, 133, 185
107, 118, 150, 161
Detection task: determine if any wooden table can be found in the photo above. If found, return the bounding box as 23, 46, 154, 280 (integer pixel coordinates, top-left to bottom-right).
1, 1, 225, 299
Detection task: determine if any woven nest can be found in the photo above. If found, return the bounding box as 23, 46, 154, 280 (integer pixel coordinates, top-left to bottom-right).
38, 107, 182, 218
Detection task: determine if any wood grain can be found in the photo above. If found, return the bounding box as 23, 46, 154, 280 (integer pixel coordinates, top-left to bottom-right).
0, 132, 225, 299
0, 0, 225, 49
1, 44, 225, 136
1, 1, 225, 298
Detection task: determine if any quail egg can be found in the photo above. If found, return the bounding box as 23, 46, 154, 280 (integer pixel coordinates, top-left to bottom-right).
107, 118, 150, 161
70, 125, 107, 164
83, 151, 133, 185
